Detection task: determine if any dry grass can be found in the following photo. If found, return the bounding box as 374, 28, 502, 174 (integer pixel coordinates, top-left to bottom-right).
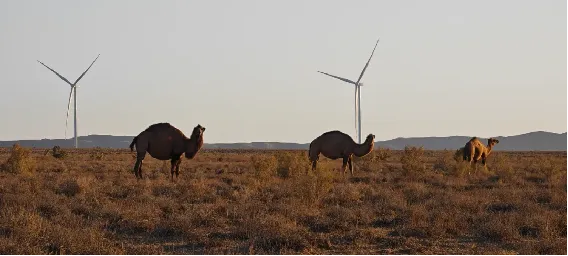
0, 146, 565, 254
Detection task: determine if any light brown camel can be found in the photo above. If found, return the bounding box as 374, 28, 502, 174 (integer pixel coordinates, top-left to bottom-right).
462, 137, 500, 169
308, 131, 375, 175
129, 123, 205, 181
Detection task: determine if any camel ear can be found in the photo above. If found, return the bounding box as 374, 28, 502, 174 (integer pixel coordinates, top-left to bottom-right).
495, 139, 499, 143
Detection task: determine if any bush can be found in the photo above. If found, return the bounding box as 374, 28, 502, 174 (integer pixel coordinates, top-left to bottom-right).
400, 146, 425, 173
250, 155, 278, 178
56, 179, 81, 197
454, 147, 465, 162
375, 147, 392, 161
433, 150, 456, 173
2, 143, 35, 174
275, 152, 310, 178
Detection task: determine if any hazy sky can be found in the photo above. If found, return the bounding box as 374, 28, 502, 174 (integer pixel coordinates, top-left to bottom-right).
0, 0, 565, 143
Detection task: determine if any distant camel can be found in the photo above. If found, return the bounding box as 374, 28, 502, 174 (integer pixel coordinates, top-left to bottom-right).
462, 137, 500, 169
308, 131, 375, 175
129, 123, 205, 181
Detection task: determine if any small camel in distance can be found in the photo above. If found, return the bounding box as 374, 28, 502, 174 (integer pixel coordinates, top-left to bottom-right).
308, 131, 375, 175
129, 123, 205, 181
462, 137, 500, 170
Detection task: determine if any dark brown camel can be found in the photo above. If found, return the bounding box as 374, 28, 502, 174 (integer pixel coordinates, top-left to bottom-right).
308, 131, 375, 175
129, 123, 205, 181
462, 137, 500, 169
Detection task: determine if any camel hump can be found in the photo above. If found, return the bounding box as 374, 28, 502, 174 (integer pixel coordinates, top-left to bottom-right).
144, 122, 174, 132
320, 130, 348, 137
142, 122, 187, 137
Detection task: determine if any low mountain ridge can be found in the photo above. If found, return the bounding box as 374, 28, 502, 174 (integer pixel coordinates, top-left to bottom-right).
0, 131, 565, 151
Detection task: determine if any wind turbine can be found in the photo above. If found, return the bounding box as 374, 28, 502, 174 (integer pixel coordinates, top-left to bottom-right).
37, 54, 100, 148
317, 39, 379, 144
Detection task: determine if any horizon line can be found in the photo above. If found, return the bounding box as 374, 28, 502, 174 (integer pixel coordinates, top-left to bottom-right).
1, 130, 565, 144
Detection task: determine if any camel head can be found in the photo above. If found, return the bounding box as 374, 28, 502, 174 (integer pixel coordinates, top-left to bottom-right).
365, 134, 376, 143
487, 138, 499, 147
184, 124, 206, 159
192, 124, 206, 136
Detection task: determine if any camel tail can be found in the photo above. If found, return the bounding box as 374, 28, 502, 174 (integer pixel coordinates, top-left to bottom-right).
129, 136, 138, 152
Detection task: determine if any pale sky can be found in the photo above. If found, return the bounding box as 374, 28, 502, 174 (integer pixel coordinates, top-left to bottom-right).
0, 0, 565, 143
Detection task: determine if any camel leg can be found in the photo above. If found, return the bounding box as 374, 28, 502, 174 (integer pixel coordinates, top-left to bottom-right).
473, 157, 481, 173
481, 156, 488, 171
170, 159, 175, 182
138, 161, 144, 179
170, 155, 182, 181
348, 156, 353, 175
342, 157, 349, 175
175, 158, 182, 179
133, 159, 141, 179
309, 154, 318, 174
134, 152, 146, 179
311, 160, 317, 172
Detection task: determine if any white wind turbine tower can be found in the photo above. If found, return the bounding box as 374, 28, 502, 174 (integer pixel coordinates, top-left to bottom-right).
37, 54, 100, 148
318, 39, 379, 144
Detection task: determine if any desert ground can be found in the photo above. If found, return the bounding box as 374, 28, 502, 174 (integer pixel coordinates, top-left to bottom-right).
0, 145, 565, 254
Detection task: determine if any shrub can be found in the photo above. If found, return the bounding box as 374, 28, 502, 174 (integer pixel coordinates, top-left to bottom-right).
56, 179, 81, 197
250, 155, 278, 178
292, 170, 334, 205
375, 147, 392, 161
2, 143, 35, 174
454, 147, 464, 162
400, 146, 425, 173
488, 153, 515, 180
275, 152, 310, 178
433, 150, 456, 173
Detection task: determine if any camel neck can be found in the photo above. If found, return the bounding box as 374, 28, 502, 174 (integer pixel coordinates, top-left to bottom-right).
353, 140, 373, 157
486, 144, 494, 155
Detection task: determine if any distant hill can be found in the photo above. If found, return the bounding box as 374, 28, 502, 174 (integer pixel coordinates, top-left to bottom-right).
0, 131, 565, 151
375, 131, 567, 151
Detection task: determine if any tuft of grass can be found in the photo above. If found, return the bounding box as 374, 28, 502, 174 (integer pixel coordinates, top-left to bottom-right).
89, 147, 105, 160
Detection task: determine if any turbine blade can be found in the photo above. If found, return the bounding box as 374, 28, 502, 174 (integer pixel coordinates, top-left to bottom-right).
355, 39, 380, 85
317, 71, 357, 85
74, 54, 100, 84
37, 60, 74, 86
65, 88, 73, 140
